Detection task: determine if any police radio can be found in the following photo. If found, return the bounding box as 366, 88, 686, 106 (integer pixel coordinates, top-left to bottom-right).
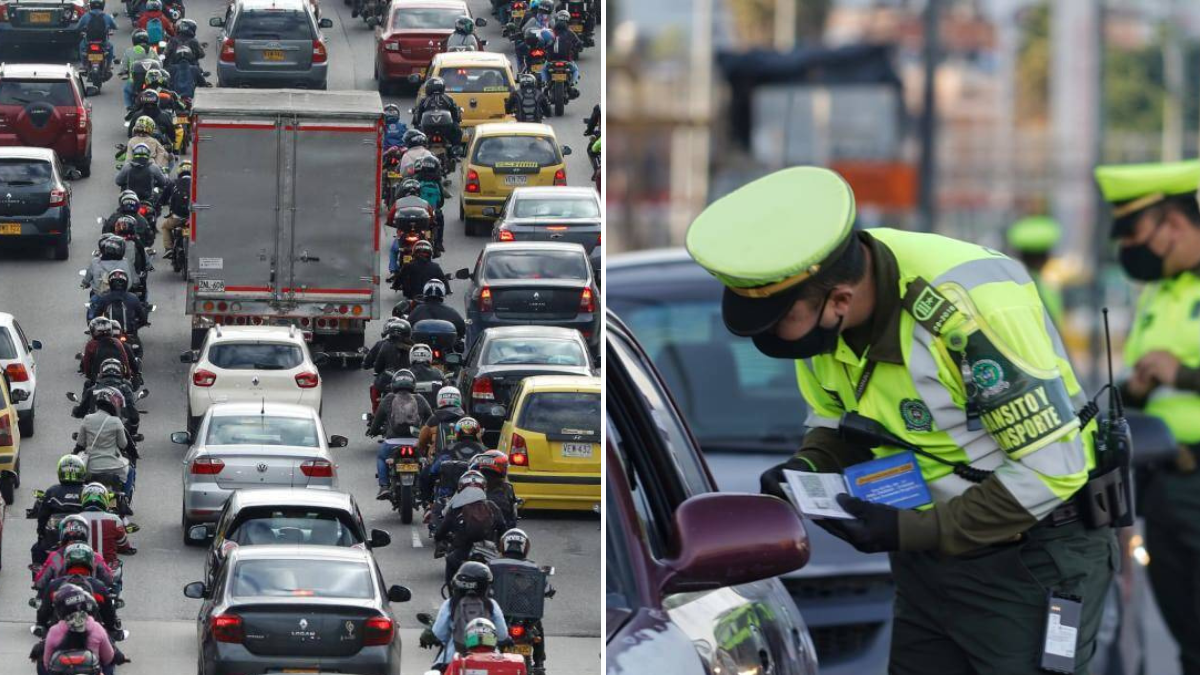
1078, 309, 1135, 529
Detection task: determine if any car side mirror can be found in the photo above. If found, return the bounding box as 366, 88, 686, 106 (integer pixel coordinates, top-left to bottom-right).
171, 431, 193, 445
452, 146, 465, 158
180, 350, 197, 364
30, 340, 42, 350
319, 17, 333, 27
312, 352, 330, 366
10, 389, 29, 403
444, 353, 463, 366
370, 528, 392, 548
84, 84, 100, 97
209, 16, 224, 27
74, 352, 83, 360
188, 524, 211, 542
329, 435, 349, 448
64, 168, 83, 180
416, 611, 434, 626
454, 267, 471, 280
1128, 411, 1181, 468
475, 17, 487, 27
183, 581, 209, 599
561, 145, 572, 156
660, 493, 809, 596
387, 585, 412, 603
407, 73, 423, 85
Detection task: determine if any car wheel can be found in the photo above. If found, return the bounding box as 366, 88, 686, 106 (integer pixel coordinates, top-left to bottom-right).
0, 473, 15, 506
78, 152, 92, 179
18, 406, 34, 437
377, 77, 391, 96
52, 232, 69, 261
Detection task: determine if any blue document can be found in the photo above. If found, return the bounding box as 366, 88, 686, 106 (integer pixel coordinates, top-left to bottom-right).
843, 451, 933, 510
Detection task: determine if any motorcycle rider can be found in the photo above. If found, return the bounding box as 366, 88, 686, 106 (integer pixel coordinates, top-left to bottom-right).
34, 582, 127, 675
125, 117, 170, 172
124, 89, 175, 142
72, 388, 138, 502
471, 449, 518, 530
104, 191, 154, 249
368, 369, 434, 500
135, 0, 175, 41
488, 528, 553, 675
120, 31, 156, 109
412, 78, 464, 149
399, 131, 434, 177
506, 73, 551, 123
164, 18, 204, 64
409, 343, 446, 409
33, 515, 115, 591
540, 10, 580, 96
74, 359, 140, 437
114, 141, 170, 205
79, 319, 132, 383
414, 155, 450, 252
422, 416, 483, 506
446, 16, 481, 50
362, 318, 414, 412
435, 477, 507, 585
76, 0, 117, 70
407, 279, 467, 339
160, 160, 191, 256
393, 241, 444, 296
111, 217, 150, 299
418, 384, 466, 458
166, 45, 207, 99
87, 270, 147, 333
82, 236, 135, 298
31, 459, 87, 567
421, 564, 509, 667
78, 483, 137, 565
383, 104, 409, 151
35, 546, 121, 635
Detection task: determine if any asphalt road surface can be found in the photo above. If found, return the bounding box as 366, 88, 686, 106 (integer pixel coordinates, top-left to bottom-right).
0, 1, 601, 671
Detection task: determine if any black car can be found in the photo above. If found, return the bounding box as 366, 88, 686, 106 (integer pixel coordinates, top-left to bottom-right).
454, 241, 599, 352
0, 0, 88, 59
0, 147, 74, 259
184, 546, 411, 675
455, 325, 595, 441
187, 488, 392, 587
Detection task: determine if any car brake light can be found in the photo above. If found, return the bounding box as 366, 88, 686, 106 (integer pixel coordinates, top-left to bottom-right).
295, 371, 319, 388
0, 4, 8, 21
579, 287, 594, 313
479, 286, 492, 312
5, 363, 28, 382
497, 228, 514, 242
49, 187, 67, 207
385, 39, 400, 52
510, 625, 526, 638
472, 376, 494, 401
364, 616, 394, 647
75, 107, 87, 132
193, 369, 217, 387
312, 40, 327, 64
220, 38, 236, 63
212, 614, 243, 643
510, 433, 528, 466
190, 457, 225, 475
300, 459, 334, 478
0, 415, 11, 446
466, 169, 480, 193
553, 169, 566, 186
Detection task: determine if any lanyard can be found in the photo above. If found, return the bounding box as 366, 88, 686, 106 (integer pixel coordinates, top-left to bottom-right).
853, 361, 878, 403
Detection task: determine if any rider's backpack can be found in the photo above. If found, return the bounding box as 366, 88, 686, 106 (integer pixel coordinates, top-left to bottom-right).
451, 594, 492, 653
146, 16, 164, 44
457, 499, 495, 544
103, 300, 132, 334
85, 12, 109, 42
388, 393, 422, 435
418, 180, 443, 209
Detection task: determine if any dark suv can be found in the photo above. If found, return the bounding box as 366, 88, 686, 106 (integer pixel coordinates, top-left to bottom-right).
0, 0, 88, 59
0, 147, 73, 259
606, 309, 820, 675
0, 64, 94, 177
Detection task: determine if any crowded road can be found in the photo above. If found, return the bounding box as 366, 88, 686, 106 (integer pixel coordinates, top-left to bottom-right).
0, 0, 601, 670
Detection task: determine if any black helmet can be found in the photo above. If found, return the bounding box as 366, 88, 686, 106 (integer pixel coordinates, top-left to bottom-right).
452, 561, 493, 596
399, 178, 422, 197
89, 0, 104, 9
384, 103, 401, 122
390, 369, 417, 393
501, 528, 531, 559
94, 386, 124, 414
99, 235, 126, 259
524, 28, 541, 47
413, 240, 434, 261
519, 73, 537, 90
132, 29, 149, 46
402, 128, 424, 146
99, 358, 125, 378
89, 317, 113, 338
178, 18, 197, 36
385, 318, 412, 340
53, 583, 97, 632
407, 131, 428, 149
114, 215, 138, 238
139, 89, 159, 107
394, 205, 431, 231
118, 189, 140, 211
422, 277, 446, 299
425, 77, 445, 96
416, 155, 441, 178
454, 16, 473, 34
106, 269, 130, 292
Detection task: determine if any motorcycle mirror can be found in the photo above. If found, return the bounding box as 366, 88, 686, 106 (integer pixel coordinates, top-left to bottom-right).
415, 612, 434, 626
66, 391, 80, 402
78, 269, 87, 276
454, 267, 471, 280
113, 629, 129, 642
136, 388, 149, 400
474, 17, 487, 26
74, 352, 83, 360
561, 145, 572, 156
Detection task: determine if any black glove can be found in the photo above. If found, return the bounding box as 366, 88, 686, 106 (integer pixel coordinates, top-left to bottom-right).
813, 494, 901, 554
759, 455, 824, 501
498, 636, 515, 649
419, 627, 441, 649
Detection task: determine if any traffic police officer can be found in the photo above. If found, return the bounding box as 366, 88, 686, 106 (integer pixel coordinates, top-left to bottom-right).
1097, 159, 1200, 675
1007, 215, 1064, 327
686, 167, 1115, 674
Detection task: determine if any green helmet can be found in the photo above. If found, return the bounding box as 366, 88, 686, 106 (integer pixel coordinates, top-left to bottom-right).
1007, 216, 1062, 255
58, 455, 87, 484
62, 542, 95, 572
135, 115, 157, 136
463, 617, 498, 650
80, 483, 110, 511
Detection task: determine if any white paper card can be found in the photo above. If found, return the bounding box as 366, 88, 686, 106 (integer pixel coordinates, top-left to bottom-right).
782, 469, 853, 520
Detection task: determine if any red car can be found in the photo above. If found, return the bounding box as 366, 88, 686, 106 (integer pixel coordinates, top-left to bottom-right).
374, 0, 481, 93
0, 63, 94, 177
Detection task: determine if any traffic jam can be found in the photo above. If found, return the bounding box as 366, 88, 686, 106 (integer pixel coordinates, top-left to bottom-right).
0, 0, 602, 671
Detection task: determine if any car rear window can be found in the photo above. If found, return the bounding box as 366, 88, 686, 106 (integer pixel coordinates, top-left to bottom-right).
518, 391, 599, 439
0, 159, 52, 187
483, 249, 588, 280
233, 10, 314, 40
483, 338, 586, 367
0, 80, 75, 107
441, 67, 509, 94
472, 135, 560, 168
208, 342, 304, 370
206, 415, 319, 447
392, 7, 463, 29
232, 507, 362, 546
513, 197, 599, 219
0, 329, 16, 360
231, 559, 373, 598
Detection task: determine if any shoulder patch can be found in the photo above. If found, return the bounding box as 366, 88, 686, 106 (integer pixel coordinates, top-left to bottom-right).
899, 399, 933, 432
904, 278, 959, 335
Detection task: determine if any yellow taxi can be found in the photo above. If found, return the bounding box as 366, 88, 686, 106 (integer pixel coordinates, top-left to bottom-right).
460, 122, 571, 235
416, 51, 517, 131
497, 375, 599, 512
0, 372, 26, 505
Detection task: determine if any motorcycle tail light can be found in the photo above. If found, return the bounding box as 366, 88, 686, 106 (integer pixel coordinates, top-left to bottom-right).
295, 371, 320, 388
398, 445, 416, 458
193, 369, 217, 387
312, 40, 327, 64
87, 42, 102, 52
4, 363, 29, 382
472, 376, 494, 401
553, 61, 566, 67
364, 616, 394, 646
579, 287, 594, 313
212, 614, 243, 643
510, 433, 528, 466
479, 286, 492, 312
510, 625, 526, 638
531, 49, 544, 58
220, 38, 236, 63
497, 228, 514, 242
300, 459, 334, 477
553, 168, 566, 186
190, 457, 225, 475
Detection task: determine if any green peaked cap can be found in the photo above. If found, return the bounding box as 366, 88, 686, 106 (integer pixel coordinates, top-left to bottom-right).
1007, 216, 1061, 253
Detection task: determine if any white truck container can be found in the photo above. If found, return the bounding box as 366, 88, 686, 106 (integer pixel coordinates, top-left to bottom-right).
185, 89, 383, 357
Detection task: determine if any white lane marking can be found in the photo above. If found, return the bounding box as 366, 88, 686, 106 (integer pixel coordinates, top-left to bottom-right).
411, 526, 423, 548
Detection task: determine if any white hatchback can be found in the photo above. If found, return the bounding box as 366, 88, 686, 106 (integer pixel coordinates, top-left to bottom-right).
182, 326, 325, 433
0, 313, 41, 437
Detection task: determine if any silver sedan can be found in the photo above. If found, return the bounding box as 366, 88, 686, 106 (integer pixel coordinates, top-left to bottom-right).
489, 186, 602, 254
175, 402, 347, 543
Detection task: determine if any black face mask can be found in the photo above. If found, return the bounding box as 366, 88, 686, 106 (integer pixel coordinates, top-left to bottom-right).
751, 293, 844, 360
1118, 242, 1166, 282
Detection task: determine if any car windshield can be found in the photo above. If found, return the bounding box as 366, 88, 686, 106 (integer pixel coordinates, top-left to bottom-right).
518, 391, 599, 440
483, 249, 587, 280
231, 559, 373, 598
0, 80, 75, 107
392, 7, 463, 29
607, 295, 807, 452
233, 10, 313, 40
0, 328, 16, 360
483, 337, 586, 366
513, 196, 599, 219
472, 136, 560, 168
206, 415, 320, 447
441, 67, 509, 94
232, 508, 362, 546
208, 343, 304, 370
0, 159, 52, 187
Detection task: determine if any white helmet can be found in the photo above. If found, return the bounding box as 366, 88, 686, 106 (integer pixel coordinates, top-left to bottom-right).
436, 386, 462, 409
410, 343, 433, 365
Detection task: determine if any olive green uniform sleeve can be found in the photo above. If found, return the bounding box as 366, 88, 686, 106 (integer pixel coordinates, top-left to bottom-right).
897, 477, 1036, 554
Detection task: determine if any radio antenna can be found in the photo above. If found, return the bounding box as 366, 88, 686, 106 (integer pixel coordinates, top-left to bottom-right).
1103, 308, 1122, 417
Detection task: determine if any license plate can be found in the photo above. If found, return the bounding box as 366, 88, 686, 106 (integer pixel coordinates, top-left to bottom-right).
402, 255, 412, 264
181, 227, 190, 237
504, 175, 528, 186
279, 670, 319, 673
0, 223, 21, 235
28, 11, 52, 23
394, 463, 419, 473
552, 73, 568, 82
562, 442, 593, 458
508, 644, 533, 656
175, 116, 187, 125
387, 171, 401, 179
88, 53, 106, 63
263, 49, 285, 61
197, 279, 225, 292
570, 24, 582, 32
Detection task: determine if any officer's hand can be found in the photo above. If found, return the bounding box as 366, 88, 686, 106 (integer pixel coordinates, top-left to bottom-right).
759, 456, 829, 501
813, 494, 900, 554
1137, 350, 1181, 387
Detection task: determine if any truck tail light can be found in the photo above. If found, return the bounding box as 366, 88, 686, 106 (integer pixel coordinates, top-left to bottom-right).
465, 169, 480, 193
219, 38, 236, 63
553, 169, 566, 186
479, 286, 492, 312
312, 40, 327, 63
50, 187, 67, 207
190, 457, 225, 475
4, 363, 29, 382
300, 459, 334, 478
510, 433, 528, 466
472, 376, 494, 401
193, 369, 217, 387
363, 616, 394, 646
579, 287, 594, 313
211, 614, 243, 643
295, 371, 320, 388
497, 228, 514, 242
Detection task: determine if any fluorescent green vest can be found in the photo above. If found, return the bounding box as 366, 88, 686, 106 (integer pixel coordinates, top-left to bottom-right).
1124, 272, 1200, 444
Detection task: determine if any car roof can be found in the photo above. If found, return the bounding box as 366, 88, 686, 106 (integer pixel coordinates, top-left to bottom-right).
0, 63, 77, 80
228, 488, 354, 512
0, 147, 58, 162
481, 326, 585, 341
207, 402, 318, 418
207, 325, 306, 344
482, 241, 586, 254
432, 51, 510, 68
511, 186, 596, 199
607, 248, 714, 291
228, 544, 373, 563
235, 0, 310, 11
519, 374, 601, 391
391, 0, 468, 7
473, 122, 556, 139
